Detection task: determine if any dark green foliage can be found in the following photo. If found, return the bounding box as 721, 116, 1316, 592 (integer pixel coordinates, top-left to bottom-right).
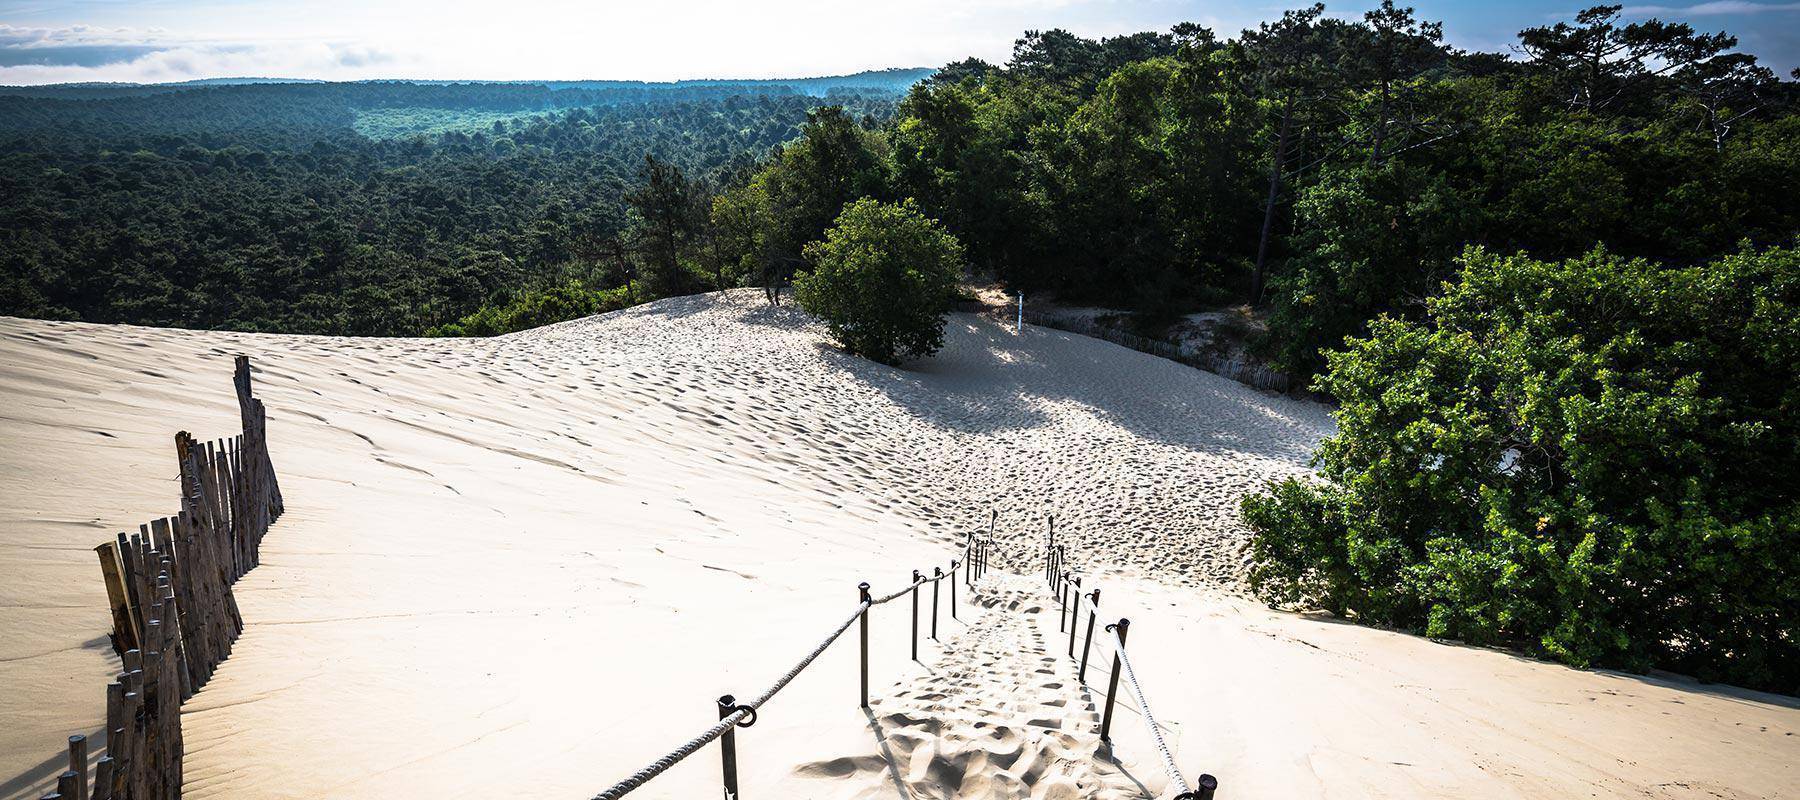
428, 281, 634, 337
1245, 245, 1800, 692
794, 199, 964, 365
625, 156, 705, 297
0, 82, 908, 334
709, 107, 893, 296
873, 9, 1800, 382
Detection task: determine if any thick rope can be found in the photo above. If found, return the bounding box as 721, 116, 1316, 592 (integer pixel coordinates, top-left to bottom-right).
1106, 629, 1191, 797
871, 580, 917, 606
591, 708, 750, 800
745, 600, 869, 710
593, 562, 956, 799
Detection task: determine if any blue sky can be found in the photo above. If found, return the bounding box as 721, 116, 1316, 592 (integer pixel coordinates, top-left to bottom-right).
0, 0, 1795, 85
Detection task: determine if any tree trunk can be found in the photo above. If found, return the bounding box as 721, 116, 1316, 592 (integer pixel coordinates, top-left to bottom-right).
1371, 78, 1390, 166
1253, 101, 1295, 305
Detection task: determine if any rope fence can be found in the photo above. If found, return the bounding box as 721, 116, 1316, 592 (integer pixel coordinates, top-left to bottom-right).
592, 531, 985, 800
27, 356, 284, 800
1044, 515, 1219, 800
24, 359, 1215, 800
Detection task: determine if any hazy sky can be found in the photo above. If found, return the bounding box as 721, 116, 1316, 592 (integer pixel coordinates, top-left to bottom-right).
1, 0, 1796, 85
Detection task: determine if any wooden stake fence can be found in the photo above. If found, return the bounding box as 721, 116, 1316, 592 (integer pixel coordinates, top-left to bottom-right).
29, 356, 283, 800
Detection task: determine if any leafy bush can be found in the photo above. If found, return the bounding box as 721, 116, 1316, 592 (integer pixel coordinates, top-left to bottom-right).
1244, 245, 1800, 692
428, 281, 633, 337
794, 198, 964, 365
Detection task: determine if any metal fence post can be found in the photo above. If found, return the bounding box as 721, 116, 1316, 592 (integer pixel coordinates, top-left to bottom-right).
931, 567, 941, 640
1100, 618, 1130, 743
1079, 589, 1100, 684
1058, 573, 1070, 632
910, 570, 921, 661
858, 582, 871, 708
717, 694, 741, 799
949, 561, 958, 619
1067, 577, 1081, 657
967, 536, 977, 588
1196, 773, 1219, 800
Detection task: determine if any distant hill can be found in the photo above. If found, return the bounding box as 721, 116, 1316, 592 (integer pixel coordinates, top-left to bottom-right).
0, 69, 933, 143
0, 69, 933, 100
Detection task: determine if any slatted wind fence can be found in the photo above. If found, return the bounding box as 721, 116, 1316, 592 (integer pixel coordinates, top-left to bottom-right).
27, 355, 283, 800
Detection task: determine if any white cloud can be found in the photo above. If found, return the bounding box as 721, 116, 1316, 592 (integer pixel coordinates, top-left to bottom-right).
0, 0, 1225, 85
0, 38, 409, 85
1620, 1, 1800, 16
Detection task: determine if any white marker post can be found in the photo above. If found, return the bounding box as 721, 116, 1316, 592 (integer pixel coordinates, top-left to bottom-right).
1016, 292, 1024, 335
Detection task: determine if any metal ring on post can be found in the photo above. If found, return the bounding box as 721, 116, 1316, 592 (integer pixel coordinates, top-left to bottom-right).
729, 704, 758, 728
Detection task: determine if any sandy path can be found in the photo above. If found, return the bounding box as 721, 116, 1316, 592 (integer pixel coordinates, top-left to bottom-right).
791, 576, 1150, 799
2, 291, 1795, 799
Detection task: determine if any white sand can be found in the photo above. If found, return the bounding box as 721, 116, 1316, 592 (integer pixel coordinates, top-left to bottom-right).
1, 291, 1794, 799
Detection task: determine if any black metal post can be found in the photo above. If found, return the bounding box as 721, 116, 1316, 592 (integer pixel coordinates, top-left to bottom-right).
1067, 576, 1081, 657
1058, 573, 1070, 632
1079, 589, 1100, 683
858, 582, 871, 708
1197, 773, 1219, 800
910, 570, 921, 661
967, 536, 977, 588
949, 560, 958, 619
931, 567, 941, 640
1099, 618, 1130, 743
718, 694, 740, 799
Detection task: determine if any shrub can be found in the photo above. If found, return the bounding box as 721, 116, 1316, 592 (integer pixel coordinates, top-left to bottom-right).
1244, 244, 1800, 693
428, 281, 633, 337
794, 198, 964, 365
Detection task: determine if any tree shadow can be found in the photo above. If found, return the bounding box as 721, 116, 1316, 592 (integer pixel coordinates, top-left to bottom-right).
801, 310, 1331, 459
1284, 608, 1800, 709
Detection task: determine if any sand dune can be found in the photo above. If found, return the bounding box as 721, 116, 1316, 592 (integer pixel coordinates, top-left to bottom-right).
2, 291, 1794, 799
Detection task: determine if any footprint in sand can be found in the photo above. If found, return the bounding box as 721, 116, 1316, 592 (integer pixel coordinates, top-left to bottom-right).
791, 575, 1154, 799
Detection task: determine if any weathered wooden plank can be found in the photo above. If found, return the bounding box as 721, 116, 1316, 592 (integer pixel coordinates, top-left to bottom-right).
93, 542, 138, 655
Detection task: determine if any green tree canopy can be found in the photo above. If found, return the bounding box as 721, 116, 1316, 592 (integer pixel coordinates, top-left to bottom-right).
794, 198, 965, 365
1244, 244, 1800, 692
